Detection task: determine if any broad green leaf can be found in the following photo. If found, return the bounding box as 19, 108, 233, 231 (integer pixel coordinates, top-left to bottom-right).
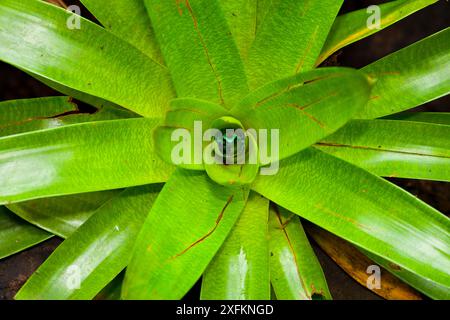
0, 99, 136, 235
26, 71, 130, 112
0, 96, 75, 127
0, 118, 173, 205
15, 185, 159, 300
0, 206, 52, 259
0, 97, 137, 137
362, 249, 450, 300
251, 148, 450, 289
317, 0, 438, 65
269, 206, 331, 300
122, 169, 249, 299
80, 0, 163, 62
219, 0, 272, 58
316, 119, 450, 182
219, 0, 256, 59
246, 0, 343, 89
306, 224, 422, 300
23, 2, 137, 103
145, 0, 248, 108
0, 0, 175, 117
233, 68, 372, 162
16, 4, 148, 113
384, 112, 450, 125
201, 192, 270, 300
357, 28, 450, 119
7, 190, 120, 238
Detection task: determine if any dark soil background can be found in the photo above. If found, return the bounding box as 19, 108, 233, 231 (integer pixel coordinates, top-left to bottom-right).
0, 0, 449, 300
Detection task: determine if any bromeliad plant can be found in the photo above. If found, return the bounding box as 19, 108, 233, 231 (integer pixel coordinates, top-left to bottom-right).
0, 0, 449, 300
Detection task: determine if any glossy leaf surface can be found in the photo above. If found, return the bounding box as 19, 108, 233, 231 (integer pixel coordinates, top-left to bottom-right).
362, 249, 450, 300
0, 96, 75, 128
123, 169, 249, 299
357, 28, 450, 119
0, 0, 174, 117
0, 206, 52, 259
15, 185, 159, 300
8, 190, 120, 238
316, 119, 450, 181
269, 206, 331, 300
0, 97, 137, 137
201, 192, 270, 300
0, 118, 173, 204
252, 148, 450, 289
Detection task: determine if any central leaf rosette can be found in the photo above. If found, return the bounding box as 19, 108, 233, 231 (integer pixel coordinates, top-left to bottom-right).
154, 99, 260, 186
203, 116, 259, 185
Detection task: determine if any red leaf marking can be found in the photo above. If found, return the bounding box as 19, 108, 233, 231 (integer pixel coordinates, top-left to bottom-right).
171, 195, 234, 259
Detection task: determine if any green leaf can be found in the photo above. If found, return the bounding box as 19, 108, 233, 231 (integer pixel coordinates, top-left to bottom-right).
201, 192, 270, 300
251, 147, 450, 289
25, 71, 129, 112
219, 0, 272, 59
15, 185, 159, 300
80, 0, 163, 62
233, 68, 373, 162
245, 0, 343, 89
145, 0, 248, 108
316, 119, 450, 181
7, 190, 120, 238
384, 112, 450, 125
0, 96, 75, 127
317, 0, 438, 65
218, 0, 256, 59
269, 206, 331, 300
0, 118, 173, 205
0, 97, 137, 137
362, 249, 450, 300
357, 28, 450, 119
0, 0, 175, 117
0, 206, 52, 259
122, 169, 249, 299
